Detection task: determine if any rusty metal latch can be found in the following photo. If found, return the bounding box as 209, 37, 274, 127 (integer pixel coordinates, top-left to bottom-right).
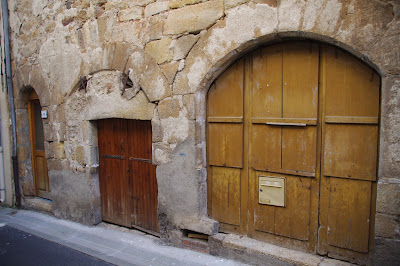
102, 155, 125, 160
129, 157, 152, 163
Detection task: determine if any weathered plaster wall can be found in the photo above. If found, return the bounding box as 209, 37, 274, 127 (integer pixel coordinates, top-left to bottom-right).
0, 0, 14, 207
0, 71, 14, 206
8, 0, 400, 263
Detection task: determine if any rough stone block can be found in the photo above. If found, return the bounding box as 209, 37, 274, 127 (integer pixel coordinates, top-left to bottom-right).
148, 16, 164, 41
161, 61, 179, 84
20, 180, 34, 196
375, 213, 398, 238
110, 42, 133, 71
75, 145, 86, 165
145, 38, 173, 64
173, 34, 200, 60
153, 142, 172, 165
49, 170, 100, 225
17, 146, 31, 161
161, 116, 189, 144
169, 0, 206, 9
374, 238, 400, 265
376, 180, 400, 216
152, 119, 163, 142
156, 139, 199, 220
158, 97, 181, 119
54, 142, 66, 160
126, 48, 172, 102
183, 94, 196, 120
24, 197, 52, 213
224, 0, 249, 9
164, 0, 224, 35
173, 47, 212, 95
201, 3, 278, 66
380, 76, 400, 178
178, 216, 219, 235
145, 1, 169, 17
118, 7, 143, 21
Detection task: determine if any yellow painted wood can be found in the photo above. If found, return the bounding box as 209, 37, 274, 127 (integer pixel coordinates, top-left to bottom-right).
324, 48, 380, 118
251, 45, 282, 118
323, 124, 378, 181
282, 43, 319, 119
318, 45, 379, 262
207, 42, 379, 263
207, 117, 243, 123
208, 59, 244, 118
252, 117, 317, 125
251, 124, 281, 170
326, 178, 372, 253
254, 172, 311, 241
325, 116, 378, 124
282, 127, 316, 173
210, 166, 241, 226
208, 123, 243, 168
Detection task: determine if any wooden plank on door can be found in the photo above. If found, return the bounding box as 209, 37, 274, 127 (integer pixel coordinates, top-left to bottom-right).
324, 47, 380, 118
327, 178, 372, 253
251, 45, 282, 118
98, 119, 131, 227
210, 166, 241, 226
128, 120, 159, 233
254, 172, 311, 241
208, 123, 243, 168
323, 124, 378, 181
251, 124, 281, 171
281, 127, 316, 173
318, 45, 380, 261
282, 42, 319, 119
208, 59, 244, 118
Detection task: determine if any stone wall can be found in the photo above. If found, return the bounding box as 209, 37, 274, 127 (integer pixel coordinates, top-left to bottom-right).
8, 0, 400, 264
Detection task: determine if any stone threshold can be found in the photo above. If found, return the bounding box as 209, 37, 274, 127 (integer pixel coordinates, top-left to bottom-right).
208, 233, 355, 266
22, 196, 52, 214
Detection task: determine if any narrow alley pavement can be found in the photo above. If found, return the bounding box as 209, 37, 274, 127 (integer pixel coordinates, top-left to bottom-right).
0, 207, 243, 265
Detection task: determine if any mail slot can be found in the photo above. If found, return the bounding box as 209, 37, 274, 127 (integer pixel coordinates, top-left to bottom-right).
259, 176, 285, 207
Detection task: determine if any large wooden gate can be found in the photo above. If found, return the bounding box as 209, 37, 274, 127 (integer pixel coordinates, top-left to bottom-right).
207, 42, 379, 263
98, 119, 159, 233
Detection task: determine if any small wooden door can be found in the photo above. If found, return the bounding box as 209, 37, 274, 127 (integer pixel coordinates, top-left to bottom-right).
98, 119, 159, 233
28, 91, 51, 199
207, 42, 379, 263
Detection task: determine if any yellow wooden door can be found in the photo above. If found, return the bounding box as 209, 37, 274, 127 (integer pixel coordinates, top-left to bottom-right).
29, 91, 51, 200
318, 46, 380, 262
248, 43, 320, 250
207, 42, 379, 263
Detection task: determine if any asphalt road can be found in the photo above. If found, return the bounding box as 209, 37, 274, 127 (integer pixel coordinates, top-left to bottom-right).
0, 225, 113, 266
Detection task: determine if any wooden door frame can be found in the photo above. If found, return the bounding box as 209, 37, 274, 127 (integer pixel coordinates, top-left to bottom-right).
28, 90, 51, 199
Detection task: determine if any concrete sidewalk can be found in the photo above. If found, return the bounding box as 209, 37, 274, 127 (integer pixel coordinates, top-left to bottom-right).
0, 207, 243, 266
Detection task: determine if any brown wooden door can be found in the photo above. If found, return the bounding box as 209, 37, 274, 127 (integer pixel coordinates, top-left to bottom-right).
28, 91, 51, 200
207, 42, 379, 263
98, 119, 159, 233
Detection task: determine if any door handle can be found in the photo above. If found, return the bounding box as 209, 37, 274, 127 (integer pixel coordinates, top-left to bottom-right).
121, 140, 124, 151
266, 122, 306, 127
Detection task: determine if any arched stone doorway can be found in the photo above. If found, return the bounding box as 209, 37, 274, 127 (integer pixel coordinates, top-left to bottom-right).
207, 41, 380, 264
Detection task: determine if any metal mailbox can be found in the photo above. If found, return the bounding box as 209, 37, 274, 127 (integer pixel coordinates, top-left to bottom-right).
258, 176, 286, 207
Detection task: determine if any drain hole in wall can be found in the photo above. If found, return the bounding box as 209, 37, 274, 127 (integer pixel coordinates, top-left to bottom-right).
183, 229, 209, 242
